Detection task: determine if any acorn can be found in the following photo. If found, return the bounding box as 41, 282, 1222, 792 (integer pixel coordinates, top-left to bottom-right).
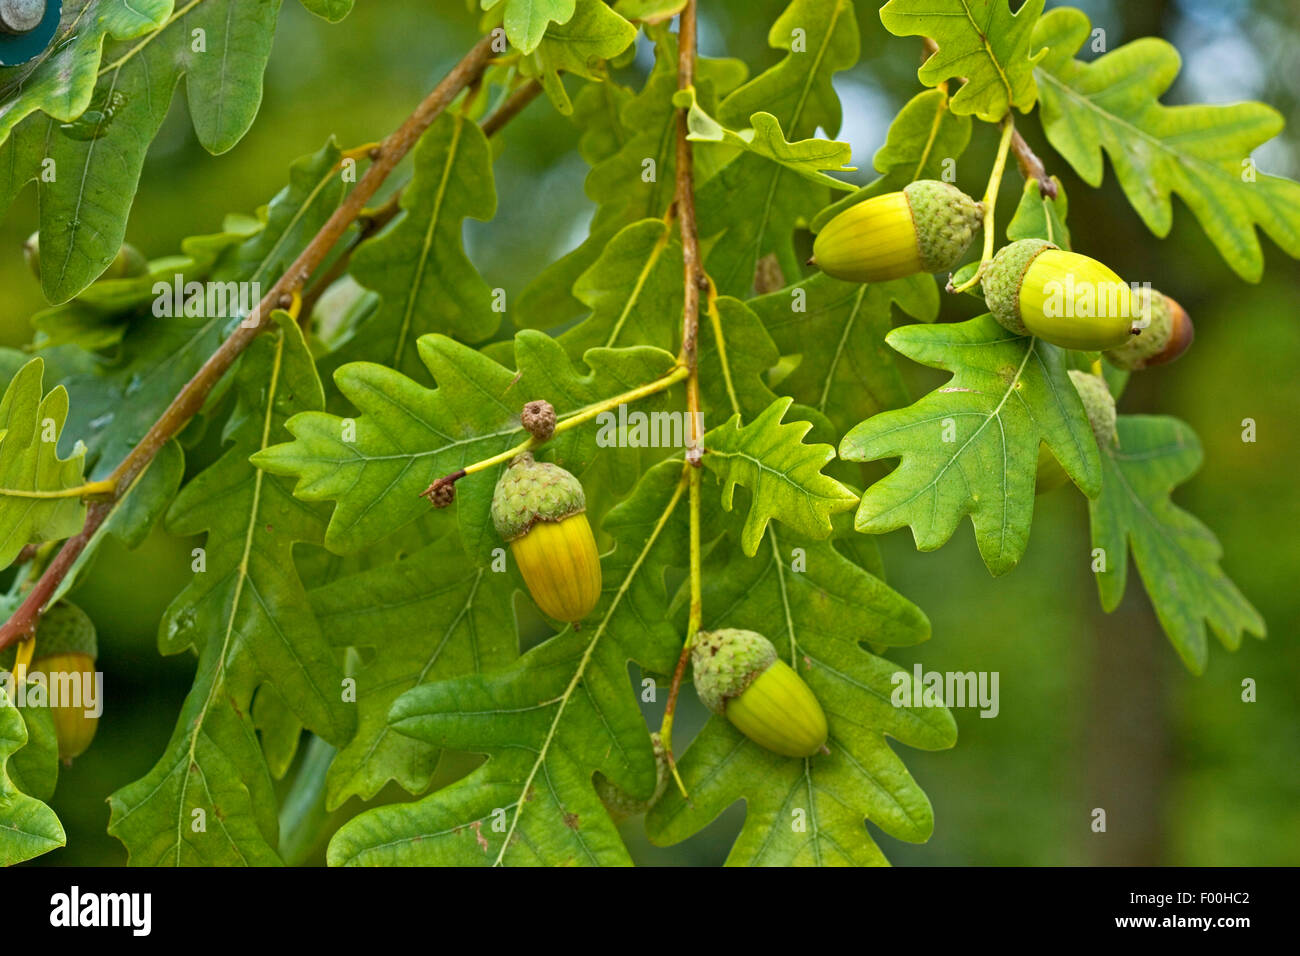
692, 629, 828, 758
1067, 370, 1118, 449
811, 180, 983, 283
983, 239, 1141, 350
28, 602, 100, 764
594, 732, 669, 821
1104, 289, 1194, 370
491, 452, 601, 624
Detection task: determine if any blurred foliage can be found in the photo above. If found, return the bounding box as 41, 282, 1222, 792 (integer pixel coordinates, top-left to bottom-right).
2, 0, 1296, 865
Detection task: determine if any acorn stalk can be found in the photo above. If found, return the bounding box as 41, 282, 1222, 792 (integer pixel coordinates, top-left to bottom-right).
811, 180, 983, 283
983, 239, 1141, 350
692, 629, 828, 758
491, 452, 601, 624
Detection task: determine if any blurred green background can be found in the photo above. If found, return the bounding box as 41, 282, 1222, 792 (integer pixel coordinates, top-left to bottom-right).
2, 0, 1296, 865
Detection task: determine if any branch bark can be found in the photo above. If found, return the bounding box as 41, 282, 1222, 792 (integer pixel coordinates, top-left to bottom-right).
299, 78, 544, 322
674, 0, 704, 468
661, 0, 703, 799
1010, 127, 1058, 199
0, 33, 498, 652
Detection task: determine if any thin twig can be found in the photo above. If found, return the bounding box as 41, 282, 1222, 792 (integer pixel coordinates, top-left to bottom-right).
674, 0, 704, 468
660, 0, 703, 800
299, 78, 543, 326
480, 79, 543, 138
420, 363, 690, 502
0, 33, 498, 652
948, 116, 1016, 294
297, 192, 403, 321
1010, 127, 1058, 199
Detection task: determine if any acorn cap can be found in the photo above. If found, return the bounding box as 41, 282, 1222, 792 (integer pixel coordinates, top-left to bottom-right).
490, 452, 586, 542
1105, 290, 1194, 371
32, 603, 97, 663
691, 628, 777, 715
1068, 370, 1118, 449
903, 180, 984, 273
982, 238, 1056, 335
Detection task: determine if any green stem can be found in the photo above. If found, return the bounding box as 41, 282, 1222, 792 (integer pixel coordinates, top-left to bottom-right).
950, 116, 1016, 294
448, 363, 691, 482
0, 478, 116, 500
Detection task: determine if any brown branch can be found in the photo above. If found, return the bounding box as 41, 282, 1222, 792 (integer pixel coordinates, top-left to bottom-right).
0, 33, 498, 653
297, 192, 403, 321
480, 79, 543, 138
298, 78, 543, 328
1010, 127, 1058, 199
675, 0, 704, 468
658, 0, 703, 801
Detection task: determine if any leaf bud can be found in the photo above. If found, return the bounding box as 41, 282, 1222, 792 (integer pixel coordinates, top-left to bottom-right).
520, 400, 556, 442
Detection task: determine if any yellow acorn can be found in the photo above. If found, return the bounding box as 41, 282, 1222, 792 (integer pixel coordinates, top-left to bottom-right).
692, 629, 828, 758
491, 452, 601, 624
811, 180, 983, 283
982, 239, 1141, 350
28, 602, 100, 764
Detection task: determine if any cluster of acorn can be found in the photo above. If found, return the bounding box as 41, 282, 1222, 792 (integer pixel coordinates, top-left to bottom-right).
479, 407, 830, 774
466, 179, 1196, 802
813, 179, 1193, 473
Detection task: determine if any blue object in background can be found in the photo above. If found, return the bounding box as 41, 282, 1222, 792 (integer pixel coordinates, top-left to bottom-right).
0, 0, 60, 67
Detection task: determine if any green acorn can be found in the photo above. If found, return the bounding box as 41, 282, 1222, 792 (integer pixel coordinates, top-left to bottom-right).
594, 732, 669, 821
982, 240, 1142, 350
692, 629, 828, 758
1104, 289, 1194, 371
29, 602, 100, 764
491, 452, 602, 624
811, 180, 983, 283
1068, 370, 1118, 449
